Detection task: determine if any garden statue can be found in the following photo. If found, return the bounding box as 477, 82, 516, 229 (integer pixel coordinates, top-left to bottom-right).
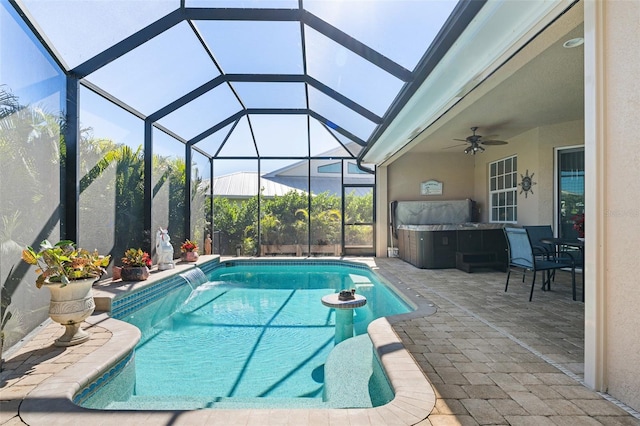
156, 228, 175, 270
205, 234, 212, 255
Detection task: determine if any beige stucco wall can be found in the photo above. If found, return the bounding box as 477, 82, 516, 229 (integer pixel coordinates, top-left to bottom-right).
387, 152, 475, 202
595, 0, 640, 410
384, 153, 474, 250
469, 120, 583, 226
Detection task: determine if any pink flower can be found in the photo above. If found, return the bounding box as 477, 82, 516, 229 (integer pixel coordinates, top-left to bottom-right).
572, 213, 584, 238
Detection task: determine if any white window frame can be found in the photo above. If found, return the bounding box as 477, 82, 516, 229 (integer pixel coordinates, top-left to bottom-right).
489, 155, 518, 223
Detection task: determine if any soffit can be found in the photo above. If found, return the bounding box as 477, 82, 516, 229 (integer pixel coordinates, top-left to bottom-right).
362, 0, 582, 164
408, 21, 585, 155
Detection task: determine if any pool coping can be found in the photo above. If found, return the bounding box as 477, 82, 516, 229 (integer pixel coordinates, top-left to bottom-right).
19, 257, 438, 425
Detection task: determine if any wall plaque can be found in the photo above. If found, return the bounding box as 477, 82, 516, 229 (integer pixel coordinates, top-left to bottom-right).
420, 180, 443, 196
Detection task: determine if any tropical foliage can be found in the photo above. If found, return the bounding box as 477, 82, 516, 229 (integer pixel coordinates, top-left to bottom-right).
1, 86, 63, 351
0, 85, 209, 349
212, 190, 373, 255
121, 248, 152, 268
21, 240, 110, 287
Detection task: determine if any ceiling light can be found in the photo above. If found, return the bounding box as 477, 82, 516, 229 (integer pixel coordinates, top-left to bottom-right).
464, 142, 484, 155
464, 143, 485, 155
563, 37, 584, 48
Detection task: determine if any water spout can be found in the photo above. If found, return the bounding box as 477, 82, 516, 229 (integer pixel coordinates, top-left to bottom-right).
179, 267, 208, 290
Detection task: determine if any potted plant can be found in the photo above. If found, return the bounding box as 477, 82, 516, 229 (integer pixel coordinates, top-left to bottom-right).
121, 248, 152, 281
180, 239, 199, 262
21, 240, 111, 346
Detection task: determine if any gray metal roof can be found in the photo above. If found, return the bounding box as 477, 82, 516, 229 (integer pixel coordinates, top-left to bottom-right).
211, 172, 303, 199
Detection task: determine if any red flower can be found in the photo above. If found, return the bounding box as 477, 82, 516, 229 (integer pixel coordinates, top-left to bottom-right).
180, 239, 198, 253
572, 213, 585, 238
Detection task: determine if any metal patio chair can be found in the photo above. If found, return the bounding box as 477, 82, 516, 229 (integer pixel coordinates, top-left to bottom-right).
504, 227, 576, 301
523, 225, 555, 259
524, 224, 557, 283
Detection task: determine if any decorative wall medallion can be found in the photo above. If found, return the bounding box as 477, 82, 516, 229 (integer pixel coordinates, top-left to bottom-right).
518, 169, 537, 198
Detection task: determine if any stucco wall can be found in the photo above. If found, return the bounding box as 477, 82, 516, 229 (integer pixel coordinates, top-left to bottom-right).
387, 152, 475, 203
599, 0, 640, 410
474, 120, 584, 225
388, 121, 583, 228
471, 121, 583, 225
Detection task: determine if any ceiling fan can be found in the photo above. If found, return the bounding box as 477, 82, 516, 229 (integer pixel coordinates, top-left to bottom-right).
453, 127, 508, 155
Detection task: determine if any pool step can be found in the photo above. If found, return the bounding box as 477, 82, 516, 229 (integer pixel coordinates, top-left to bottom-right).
323, 334, 393, 408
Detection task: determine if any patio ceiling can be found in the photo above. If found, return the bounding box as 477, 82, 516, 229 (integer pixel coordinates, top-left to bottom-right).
363, 0, 584, 163
12, 0, 483, 162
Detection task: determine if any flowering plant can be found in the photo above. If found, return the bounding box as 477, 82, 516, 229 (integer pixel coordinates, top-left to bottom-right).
572, 213, 585, 238
121, 248, 152, 268
180, 239, 198, 253
21, 240, 111, 288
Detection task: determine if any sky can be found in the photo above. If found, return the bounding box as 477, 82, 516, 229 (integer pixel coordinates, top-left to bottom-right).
6, 0, 459, 176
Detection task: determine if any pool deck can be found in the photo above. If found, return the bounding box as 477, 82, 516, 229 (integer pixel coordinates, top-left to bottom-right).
2, 256, 640, 425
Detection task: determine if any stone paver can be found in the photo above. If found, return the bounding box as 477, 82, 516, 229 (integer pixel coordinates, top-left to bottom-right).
375, 258, 640, 426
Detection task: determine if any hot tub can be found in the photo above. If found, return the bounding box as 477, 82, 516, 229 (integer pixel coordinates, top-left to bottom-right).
391, 200, 507, 271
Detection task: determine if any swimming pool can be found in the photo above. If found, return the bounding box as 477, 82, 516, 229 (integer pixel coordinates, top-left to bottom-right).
78, 260, 412, 410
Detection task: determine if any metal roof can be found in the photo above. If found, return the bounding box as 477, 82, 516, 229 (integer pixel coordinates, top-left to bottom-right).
212, 171, 302, 199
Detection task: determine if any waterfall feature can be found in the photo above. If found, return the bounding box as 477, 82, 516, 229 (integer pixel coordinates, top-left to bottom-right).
179, 267, 208, 290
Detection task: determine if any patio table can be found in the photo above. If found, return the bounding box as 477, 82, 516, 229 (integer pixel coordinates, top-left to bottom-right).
540, 237, 584, 301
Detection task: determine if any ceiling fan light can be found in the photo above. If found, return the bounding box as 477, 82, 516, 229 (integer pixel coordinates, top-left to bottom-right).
464, 142, 485, 155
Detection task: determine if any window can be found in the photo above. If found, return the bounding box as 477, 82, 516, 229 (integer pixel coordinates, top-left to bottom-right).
489, 156, 517, 222
317, 162, 341, 173
347, 162, 369, 175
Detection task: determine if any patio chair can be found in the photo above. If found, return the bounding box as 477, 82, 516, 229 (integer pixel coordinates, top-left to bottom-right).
524, 224, 583, 279
523, 225, 555, 259
504, 227, 576, 301
524, 224, 558, 283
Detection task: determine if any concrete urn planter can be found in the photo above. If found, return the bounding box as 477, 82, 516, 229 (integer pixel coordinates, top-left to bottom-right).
45, 277, 96, 346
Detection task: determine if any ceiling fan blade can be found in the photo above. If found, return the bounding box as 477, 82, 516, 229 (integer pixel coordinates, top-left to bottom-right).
443, 143, 468, 150
453, 138, 468, 142
481, 139, 508, 146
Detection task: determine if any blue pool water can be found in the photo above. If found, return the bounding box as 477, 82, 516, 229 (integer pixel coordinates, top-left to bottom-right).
79, 262, 411, 410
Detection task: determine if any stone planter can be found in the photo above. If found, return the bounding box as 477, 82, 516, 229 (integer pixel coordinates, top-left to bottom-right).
181, 251, 199, 262
112, 266, 122, 281
45, 277, 97, 346
120, 266, 150, 281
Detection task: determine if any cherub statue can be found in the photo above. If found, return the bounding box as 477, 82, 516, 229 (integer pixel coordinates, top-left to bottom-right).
156, 227, 175, 270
